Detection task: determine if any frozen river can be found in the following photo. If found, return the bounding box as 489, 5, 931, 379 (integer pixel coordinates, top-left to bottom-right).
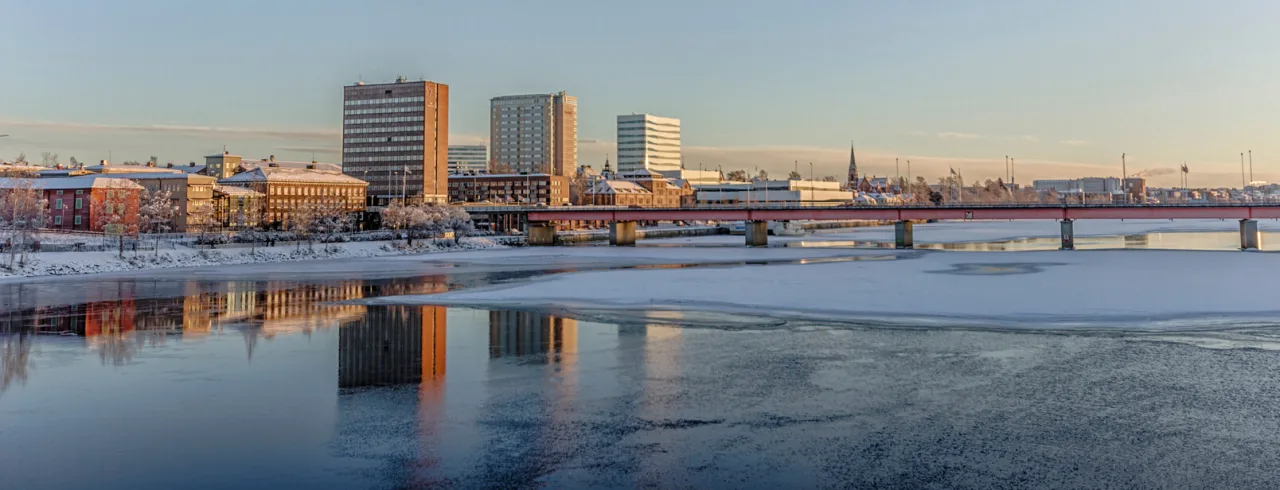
3, 221, 1280, 488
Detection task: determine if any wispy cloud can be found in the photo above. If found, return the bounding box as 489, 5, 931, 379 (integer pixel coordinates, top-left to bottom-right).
936, 132, 983, 140
0, 120, 339, 139
1060, 139, 1088, 147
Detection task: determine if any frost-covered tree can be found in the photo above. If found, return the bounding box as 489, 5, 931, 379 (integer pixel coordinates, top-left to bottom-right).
310, 198, 352, 243
380, 200, 412, 230
139, 188, 177, 234
0, 177, 47, 267
91, 186, 134, 257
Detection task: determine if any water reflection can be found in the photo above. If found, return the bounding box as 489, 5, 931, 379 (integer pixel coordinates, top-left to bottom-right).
338, 306, 448, 388
488, 310, 578, 360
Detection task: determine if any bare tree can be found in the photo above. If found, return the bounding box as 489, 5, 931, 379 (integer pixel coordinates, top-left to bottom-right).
310, 198, 352, 243
821, 175, 838, 183
0, 177, 47, 267
489, 161, 515, 174
288, 204, 318, 249
787, 170, 802, 180
725, 170, 748, 182
1, 332, 33, 398
40, 152, 59, 167
12, 153, 26, 165
68, 156, 79, 167
756, 169, 769, 180
91, 187, 133, 257
139, 188, 178, 253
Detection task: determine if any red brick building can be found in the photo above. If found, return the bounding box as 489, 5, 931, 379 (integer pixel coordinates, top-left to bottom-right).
0, 176, 144, 233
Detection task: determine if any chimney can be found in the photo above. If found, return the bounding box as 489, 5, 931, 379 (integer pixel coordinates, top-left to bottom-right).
100, 159, 109, 166
269, 155, 275, 163
166, 163, 173, 168
189, 161, 195, 167
146, 160, 155, 167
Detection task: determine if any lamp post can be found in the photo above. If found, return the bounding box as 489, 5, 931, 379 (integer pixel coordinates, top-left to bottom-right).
809, 161, 814, 207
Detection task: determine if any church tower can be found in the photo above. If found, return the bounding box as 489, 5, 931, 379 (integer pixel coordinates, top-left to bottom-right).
847, 143, 859, 189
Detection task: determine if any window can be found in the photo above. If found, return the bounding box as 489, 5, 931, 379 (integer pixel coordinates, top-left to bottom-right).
76, 189, 83, 195
56, 190, 63, 195
55, 199, 63, 210
75, 198, 82, 209
53, 216, 61, 225
74, 215, 81, 226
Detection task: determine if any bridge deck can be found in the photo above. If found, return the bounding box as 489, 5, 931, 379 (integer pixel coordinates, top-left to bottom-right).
505, 204, 1280, 222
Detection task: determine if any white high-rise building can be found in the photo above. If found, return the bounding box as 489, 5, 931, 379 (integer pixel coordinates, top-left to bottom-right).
617, 114, 680, 174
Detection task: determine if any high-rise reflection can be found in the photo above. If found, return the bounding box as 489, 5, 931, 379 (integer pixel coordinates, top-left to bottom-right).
487, 310, 577, 360
338, 305, 448, 389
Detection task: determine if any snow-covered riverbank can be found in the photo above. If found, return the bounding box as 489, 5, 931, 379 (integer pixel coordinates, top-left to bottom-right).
0, 237, 507, 279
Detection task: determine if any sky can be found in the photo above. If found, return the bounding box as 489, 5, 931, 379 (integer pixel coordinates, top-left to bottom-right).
2, 0, 1278, 187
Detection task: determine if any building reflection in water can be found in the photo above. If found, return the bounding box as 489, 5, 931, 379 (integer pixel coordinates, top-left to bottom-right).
337, 305, 448, 389
487, 310, 577, 360
0, 276, 453, 365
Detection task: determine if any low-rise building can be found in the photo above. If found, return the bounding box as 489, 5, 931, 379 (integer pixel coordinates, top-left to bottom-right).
447, 174, 570, 205
694, 179, 851, 206
0, 176, 144, 232
212, 185, 266, 229
583, 180, 653, 206
104, 172, 218, 232
218, 166, 368, 228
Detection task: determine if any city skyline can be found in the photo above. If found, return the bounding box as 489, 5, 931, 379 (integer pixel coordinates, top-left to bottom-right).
3, 1, 1279, 187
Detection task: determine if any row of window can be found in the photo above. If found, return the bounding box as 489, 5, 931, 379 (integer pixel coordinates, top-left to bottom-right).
343, 105, 423, 116
343, 125, 424, 135
345, 96, 425, 106
345, 116, 424, 125
344, 135, 424, 144
345, 155, 428, 163
52, 198, 83, 210
51, 215, 82, 226
344, 145, 425, 153
265, 186, 363, 197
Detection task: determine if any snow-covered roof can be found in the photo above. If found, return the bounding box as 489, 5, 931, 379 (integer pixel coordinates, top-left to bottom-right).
0, 175, 145, 190
100, 172, 218, 182
170, 164, 207, 174
586, 180, 651, 195
240, 160, 343, 173
0, 164, 46, 174
213, 184, 264, 197
218, 167, 368, 185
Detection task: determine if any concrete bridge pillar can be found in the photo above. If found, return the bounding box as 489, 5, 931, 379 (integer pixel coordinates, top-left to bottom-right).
527, 223, 556, 246
610, 221, 637, 246
1240, 219, 1260, 250
1060, 219, 1075, 250
894, 221, 913, 249
745, 220, 768, 247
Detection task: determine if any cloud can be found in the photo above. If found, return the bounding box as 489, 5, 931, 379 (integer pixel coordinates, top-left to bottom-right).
936, 132, 983, 140
0, 120, 339, 140
1060, 139, 1088, 146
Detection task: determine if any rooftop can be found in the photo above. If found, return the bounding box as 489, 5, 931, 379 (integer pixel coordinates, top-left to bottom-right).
219, 167, 368, 185
213, 184, 265, 198
99, 172, 218, 182
240, 160, 343, 173
449, 173, 553, 179
0, 175, 145, 190
586, 180, 651, 195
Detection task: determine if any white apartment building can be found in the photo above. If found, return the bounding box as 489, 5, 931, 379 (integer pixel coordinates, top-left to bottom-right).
448, 145, 488, 174
489, 92, 577, 176
617, 114, 681, 174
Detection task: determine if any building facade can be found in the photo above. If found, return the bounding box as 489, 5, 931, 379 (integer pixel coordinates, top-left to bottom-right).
694, 180, 852, 206
343, 78, 449, 205
107, 172, 217, 232
0, 176, 144, 233
447, 174, 570, 205
218, 166, 368, 227
448, 145, 489, 174
489, 92, 577, 176
617, 114, 681, 174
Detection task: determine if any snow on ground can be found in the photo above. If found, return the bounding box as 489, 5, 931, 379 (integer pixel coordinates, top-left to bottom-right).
0, 237, 506, 279
373, 246, 1280, 330
645, 218, 1280, 247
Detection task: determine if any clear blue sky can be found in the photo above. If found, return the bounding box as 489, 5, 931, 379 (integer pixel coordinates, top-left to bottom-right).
2, 0, 1277, 186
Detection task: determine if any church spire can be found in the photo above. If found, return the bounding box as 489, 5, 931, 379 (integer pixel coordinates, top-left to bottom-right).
847, 142, 859, 188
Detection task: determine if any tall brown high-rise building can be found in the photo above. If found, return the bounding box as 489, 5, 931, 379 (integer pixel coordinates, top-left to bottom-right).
489, 92, 577, 176
343, 77, 449, 205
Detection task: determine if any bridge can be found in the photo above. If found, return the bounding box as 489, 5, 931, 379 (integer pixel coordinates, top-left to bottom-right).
462, 204, 1276, 250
